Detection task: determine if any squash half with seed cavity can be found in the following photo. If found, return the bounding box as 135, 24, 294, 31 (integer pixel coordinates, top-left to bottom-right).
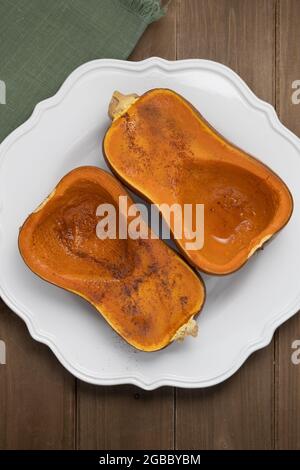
104, 89, 293, 275
18, 166, 205, 351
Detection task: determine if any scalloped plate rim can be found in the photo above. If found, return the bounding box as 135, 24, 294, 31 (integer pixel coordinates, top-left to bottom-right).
0, 57, 299, 390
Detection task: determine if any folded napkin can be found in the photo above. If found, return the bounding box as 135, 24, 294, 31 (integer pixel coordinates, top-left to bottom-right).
0, 0, 166, 142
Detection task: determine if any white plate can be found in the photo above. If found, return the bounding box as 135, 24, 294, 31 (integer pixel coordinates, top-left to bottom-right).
0, 58, 299, 390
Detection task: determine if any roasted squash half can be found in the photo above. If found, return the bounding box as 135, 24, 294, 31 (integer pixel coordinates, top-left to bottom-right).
18, 167, 205, 351
104, 89, 293, 275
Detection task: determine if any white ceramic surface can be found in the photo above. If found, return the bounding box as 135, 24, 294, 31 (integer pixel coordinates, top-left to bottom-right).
0, 58, 299, 390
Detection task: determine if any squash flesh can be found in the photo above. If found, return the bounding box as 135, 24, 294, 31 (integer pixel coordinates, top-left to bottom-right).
18, 166, 205, 351
104, 89, 293, 275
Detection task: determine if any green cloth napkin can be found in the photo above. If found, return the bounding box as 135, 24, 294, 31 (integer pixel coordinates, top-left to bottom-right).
0, 0, 165, 143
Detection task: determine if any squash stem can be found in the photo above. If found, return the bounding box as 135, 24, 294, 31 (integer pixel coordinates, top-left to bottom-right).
108, 91, 139, 120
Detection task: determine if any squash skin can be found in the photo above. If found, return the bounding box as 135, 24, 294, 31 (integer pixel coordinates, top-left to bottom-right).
103, 89, 294, 275
18, 166, 205, 352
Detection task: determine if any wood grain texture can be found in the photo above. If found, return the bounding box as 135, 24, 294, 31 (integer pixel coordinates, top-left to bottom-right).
76, 0, 177, 451
175, 0, 276, 450
1, 0, 299, 450
276, 0, 300, 450
129, 0, 176, 60
77, 385, 174, 450
176, 347, 274, 450
0, 300, 75, 449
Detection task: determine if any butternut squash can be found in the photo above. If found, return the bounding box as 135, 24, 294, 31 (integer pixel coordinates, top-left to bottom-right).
18, 167, 205, 351
104, 89, 293, 275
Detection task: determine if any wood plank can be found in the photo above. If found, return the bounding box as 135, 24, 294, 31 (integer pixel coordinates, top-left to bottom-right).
0, 300, 75, 449
77, 385, 174, 450
129, 0, 176, 61
176, 0, 276, 450
77, 1, 177, 451
276, 0, 300, 450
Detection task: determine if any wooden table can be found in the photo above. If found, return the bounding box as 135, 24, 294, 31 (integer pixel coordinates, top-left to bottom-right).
1, 0, 300, 450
